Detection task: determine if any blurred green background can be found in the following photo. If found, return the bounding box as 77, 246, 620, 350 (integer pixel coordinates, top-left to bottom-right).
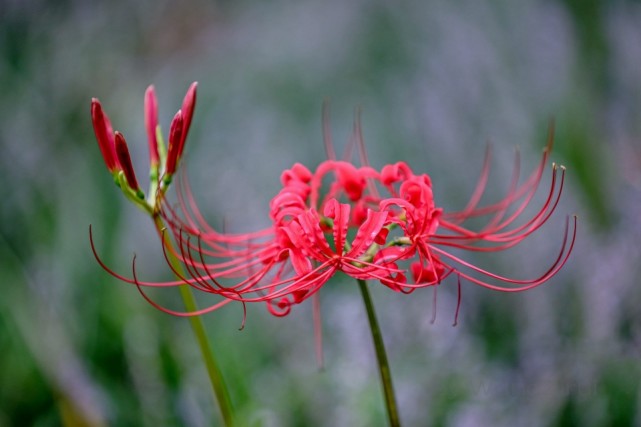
1, 0, 640, 425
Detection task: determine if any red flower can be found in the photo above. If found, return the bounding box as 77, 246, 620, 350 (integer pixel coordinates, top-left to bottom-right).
91, 96, 575, 322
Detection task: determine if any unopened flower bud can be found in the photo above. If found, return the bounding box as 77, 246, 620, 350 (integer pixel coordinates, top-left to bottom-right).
165, 110, 184, 181
91, 98, 119, 173
114, 131, 144, 199
144, 85, 159, 169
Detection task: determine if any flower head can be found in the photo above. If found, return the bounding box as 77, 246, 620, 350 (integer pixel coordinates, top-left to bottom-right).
91, 95, 575, 324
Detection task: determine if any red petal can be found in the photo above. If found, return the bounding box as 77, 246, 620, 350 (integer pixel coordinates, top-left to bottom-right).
323, 199, 350, 255
349, 209, 388, 258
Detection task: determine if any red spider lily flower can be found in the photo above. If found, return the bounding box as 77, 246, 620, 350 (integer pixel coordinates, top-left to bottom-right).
91, 108, 576, 324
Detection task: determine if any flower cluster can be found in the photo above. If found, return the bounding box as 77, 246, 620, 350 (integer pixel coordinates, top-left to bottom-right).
91, 86, 575, 321
91, 82, 197, 211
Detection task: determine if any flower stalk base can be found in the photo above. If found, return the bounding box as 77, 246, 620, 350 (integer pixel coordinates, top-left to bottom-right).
154, 216, 235, 427
358, 279, 401, 427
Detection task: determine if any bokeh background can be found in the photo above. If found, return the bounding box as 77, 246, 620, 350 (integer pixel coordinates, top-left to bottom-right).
1, 0, 640, 425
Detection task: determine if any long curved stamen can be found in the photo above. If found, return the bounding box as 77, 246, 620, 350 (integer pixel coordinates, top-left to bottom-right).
430, 215, 576, 291
132, 254, 233, 316
322, 99, 336, 161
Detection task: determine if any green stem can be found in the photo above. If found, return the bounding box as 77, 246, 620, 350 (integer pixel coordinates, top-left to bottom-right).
357, 279, 401, 427
153, 215, 235, 426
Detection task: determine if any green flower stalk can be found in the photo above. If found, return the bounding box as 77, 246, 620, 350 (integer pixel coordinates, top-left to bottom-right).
90, 83, 235, 426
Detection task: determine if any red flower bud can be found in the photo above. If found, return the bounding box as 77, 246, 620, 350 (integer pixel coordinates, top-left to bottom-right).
177, 82, 197, 161
114, 131, 142, 195
144, 85, 159, 168
165, 110, 184, 177
91, 98, 119, 172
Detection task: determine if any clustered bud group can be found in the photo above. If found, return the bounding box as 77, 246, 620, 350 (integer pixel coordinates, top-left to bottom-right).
91, 82, 197, 210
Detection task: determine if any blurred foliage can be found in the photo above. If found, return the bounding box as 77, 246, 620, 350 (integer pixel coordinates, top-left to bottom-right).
1, 0, 641, 426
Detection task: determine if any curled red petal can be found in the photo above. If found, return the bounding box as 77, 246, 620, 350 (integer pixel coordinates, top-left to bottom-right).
380, 161, 412, 186
410, 259, 445, 284
348, 209, 388, 259
281, 163, 313, 186
336, 162, 366, 201
323, 199, 350, 254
